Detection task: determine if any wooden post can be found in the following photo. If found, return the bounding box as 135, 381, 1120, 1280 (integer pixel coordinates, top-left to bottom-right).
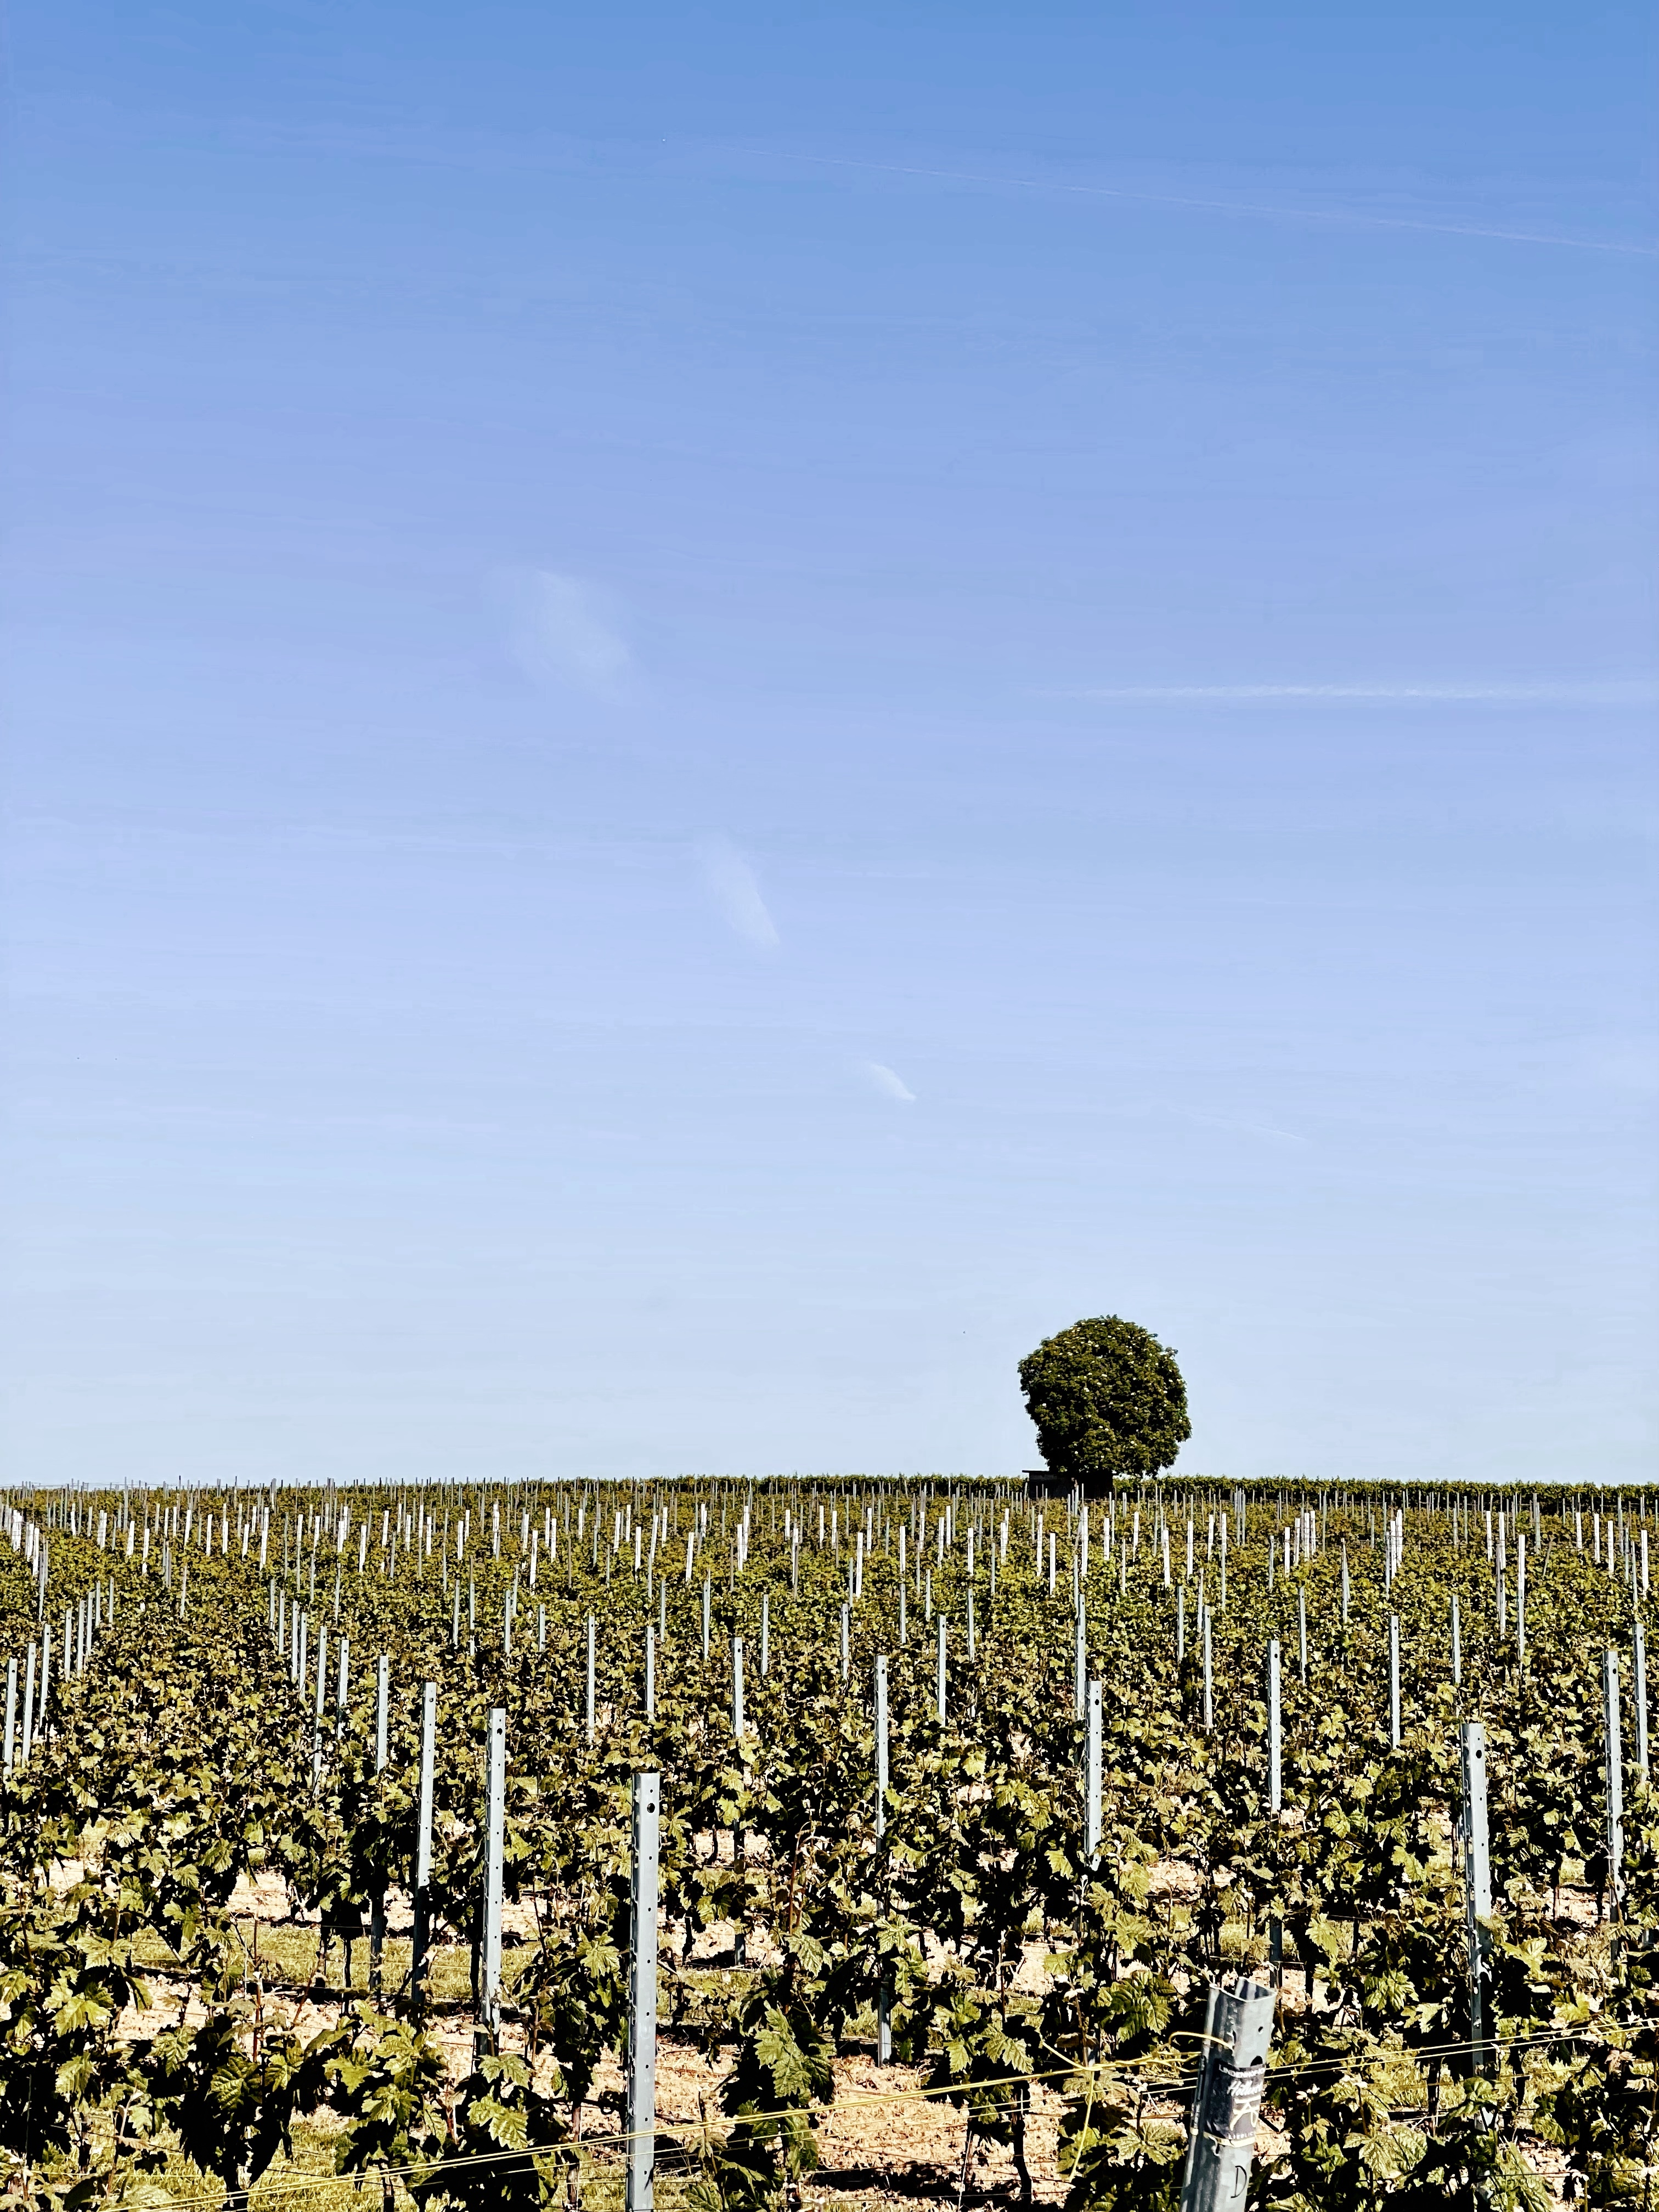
645, 1622, 656, 1722
1074, 1595, 1086, 1719
936, 1615, 947, 1724
1452, 1593, 1462, 1689
625, 1771, 661, 2212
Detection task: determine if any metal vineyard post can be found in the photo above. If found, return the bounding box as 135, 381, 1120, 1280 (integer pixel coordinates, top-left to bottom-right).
479, 1706, 506, 2046
1460, 1720, 1492, 2073
1604, 1649, 1624, 1915
1086, 1678, 1102, 1862
1180, 1976, 1276, 2212
1389, 1614, 1401, 1749
312, 1626, 328, 1787
412, 1680, 437, 1997
1636, 1620, 1650, 1780
875, 1651, 893, 2064
625, 1770, 661, 2212
874, 1654, 889, 1827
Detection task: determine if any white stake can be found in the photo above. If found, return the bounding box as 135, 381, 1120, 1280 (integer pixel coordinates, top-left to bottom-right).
480, 1707, 506, 2041
625, 1771, 661, 2212
1605, 1648, 1624, 1915
1388, 1614, 1401, 1748
1460, 1720, 1492, 2074
1086, 1677, 1102, 1861
412, 1681, 437, 1996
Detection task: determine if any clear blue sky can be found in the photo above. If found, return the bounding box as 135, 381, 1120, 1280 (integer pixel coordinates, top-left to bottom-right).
3, 3, 1656, 1488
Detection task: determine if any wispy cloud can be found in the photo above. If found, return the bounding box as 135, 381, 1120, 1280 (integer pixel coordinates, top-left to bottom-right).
497, 568, 629, 697
1060, 680, 1659, 706
696, 837, 781, 951
861, 1060, 917, 1104
1183, 1110, 1308, 1147
804, 155, 1658, 258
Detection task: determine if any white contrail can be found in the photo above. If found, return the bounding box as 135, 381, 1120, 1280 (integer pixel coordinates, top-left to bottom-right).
1058, 680, 1659, 705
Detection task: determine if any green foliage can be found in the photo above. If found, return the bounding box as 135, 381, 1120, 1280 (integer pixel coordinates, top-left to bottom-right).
1019, 1319, 1192, 1484
694, 1946, 836, 2212
415, 2050, 570, 2212
2, 1476, 1655, 2212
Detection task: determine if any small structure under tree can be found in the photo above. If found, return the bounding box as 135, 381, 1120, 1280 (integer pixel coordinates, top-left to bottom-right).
1019, 1314, 1190, 1498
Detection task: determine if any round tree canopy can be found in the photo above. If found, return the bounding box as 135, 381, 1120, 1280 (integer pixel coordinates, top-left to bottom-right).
1019, 1316, 1190, 1488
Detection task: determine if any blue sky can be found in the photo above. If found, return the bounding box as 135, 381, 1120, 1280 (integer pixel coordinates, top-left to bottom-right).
3, 2, 1656, 1488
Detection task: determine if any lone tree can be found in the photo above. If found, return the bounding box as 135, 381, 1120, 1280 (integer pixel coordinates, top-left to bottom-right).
1019, 1316, 1190, 1494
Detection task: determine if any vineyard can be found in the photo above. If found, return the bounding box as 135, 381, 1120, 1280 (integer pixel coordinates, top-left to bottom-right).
1, 1476, 1655, 2212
